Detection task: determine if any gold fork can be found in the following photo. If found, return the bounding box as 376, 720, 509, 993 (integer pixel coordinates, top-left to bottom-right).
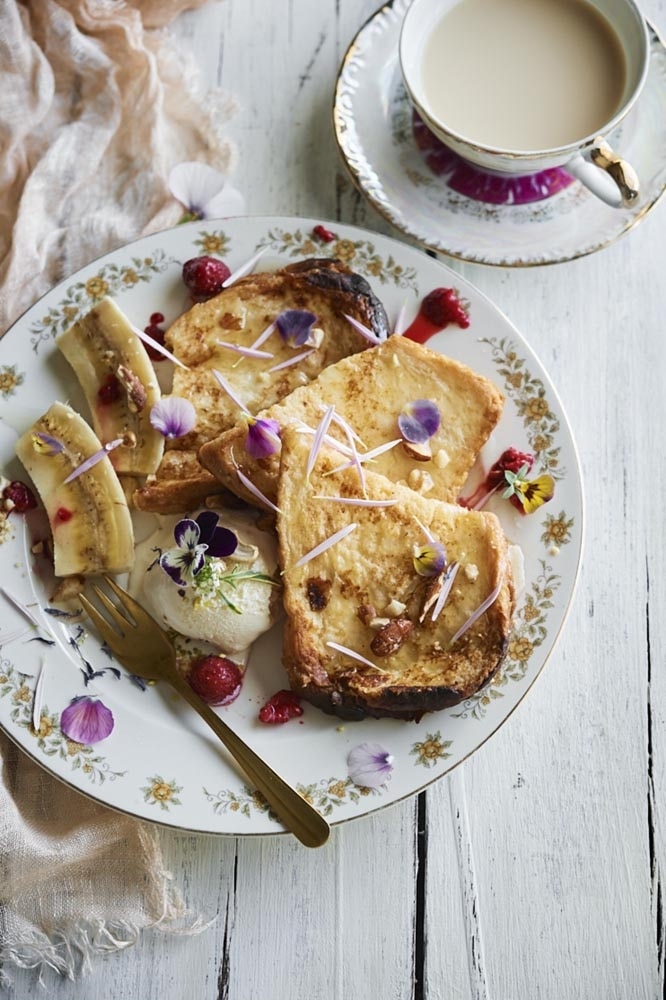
79, 576, 330, 848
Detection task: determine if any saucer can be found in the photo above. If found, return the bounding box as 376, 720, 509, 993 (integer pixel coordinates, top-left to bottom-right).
333, 0, 666, 266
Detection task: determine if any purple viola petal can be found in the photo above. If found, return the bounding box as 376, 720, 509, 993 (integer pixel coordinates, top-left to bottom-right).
159, 549, 188, 586
150, 397, 197, 439
347, 742, 393, 789
275, 309, 318, 348
60, 696, 114, 744
31, 431, 64, 455
246, 417, 281, 459
195, 510, 220, 545
397, 400, 441, 444
208, 526, 238, 558
173, 517, 200, 549
413, 541, 447, 577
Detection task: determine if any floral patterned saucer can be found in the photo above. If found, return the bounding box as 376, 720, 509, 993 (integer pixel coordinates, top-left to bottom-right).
334, 0, 666, 266
0, 217, 583, 835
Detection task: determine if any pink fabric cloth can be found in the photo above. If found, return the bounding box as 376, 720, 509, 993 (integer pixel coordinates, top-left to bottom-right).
0, 0, 235, 983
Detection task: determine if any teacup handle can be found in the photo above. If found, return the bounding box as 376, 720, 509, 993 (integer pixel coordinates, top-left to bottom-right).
567, 137, 640, 209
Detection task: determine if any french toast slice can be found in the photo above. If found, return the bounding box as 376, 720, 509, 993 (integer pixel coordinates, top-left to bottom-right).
277, 428, 515, 721
133, 258, 388, 512
199, 335, 504, 509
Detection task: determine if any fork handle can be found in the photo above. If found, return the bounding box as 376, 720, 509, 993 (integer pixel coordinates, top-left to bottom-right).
168, 672, 330, 848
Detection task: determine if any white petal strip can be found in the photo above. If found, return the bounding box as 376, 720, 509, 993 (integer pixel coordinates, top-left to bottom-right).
431, 562, 460, 622
449, 578, 503, 646
294, 422, 354, 457
267, 349, 316, 373
32, 657, 47, 732
130, 323, 189, 370
318, 404, 364, 446
222, 246, 269, 288
306, 405, 336, 479
251, 322, 276, 350
414, 516, 437, 546
0, 587, 42, 629
313, 495, 398, 507
344, 313, 383, 346
328, 438, 402, 474
215, 339, 274, 359
293, 522, 357, 568
0, 626, 32, 648
326, 641, 378, 671
212, 368, 250, 414
235, 467, 281, 514
393, 299, 408, 336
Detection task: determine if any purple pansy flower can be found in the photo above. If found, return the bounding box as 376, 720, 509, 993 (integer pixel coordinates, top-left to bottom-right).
159, 512, 238, 586
60, 696, 114, 744
245, 416, 281, 459
276, 309, 319, 348
347, 742, 394, 789
150, 397, 197, 439
413, 541, 447, 577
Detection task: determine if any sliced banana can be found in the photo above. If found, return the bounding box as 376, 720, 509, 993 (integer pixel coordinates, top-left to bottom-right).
15, 401, 134, 577
57, 297, 165, 476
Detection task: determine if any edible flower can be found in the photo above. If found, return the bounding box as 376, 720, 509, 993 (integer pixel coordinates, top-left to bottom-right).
502, 463, 555, 514
150, 397, 197, 439
31, 431, 64, 456
168, 161, 245, 222
160, 512, 238, 586
60, 696, 114, 744
398, 399, 441, 444
276, 309, 320, 348
63, 434, 134, 484
347, 742, 394, 789
245, 416, 281, 459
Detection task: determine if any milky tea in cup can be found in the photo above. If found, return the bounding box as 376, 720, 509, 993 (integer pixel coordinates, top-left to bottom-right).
399, 0, 650, 207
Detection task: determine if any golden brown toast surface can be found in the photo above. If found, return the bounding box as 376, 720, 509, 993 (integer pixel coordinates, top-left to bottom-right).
200, 335, 504, 509
133, 258, 388, 512
277, 429, 515, 721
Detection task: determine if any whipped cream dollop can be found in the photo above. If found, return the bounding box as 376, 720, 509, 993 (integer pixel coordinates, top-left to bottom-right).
130, 509, 281, 654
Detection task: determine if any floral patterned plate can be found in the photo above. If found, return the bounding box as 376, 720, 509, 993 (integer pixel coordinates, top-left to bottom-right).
334, 0, 666, 266
0, 217, 583, 835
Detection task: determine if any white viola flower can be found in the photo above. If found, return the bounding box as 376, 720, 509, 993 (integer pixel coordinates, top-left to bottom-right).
168, 161, 246, 220
347, 742, 394, 789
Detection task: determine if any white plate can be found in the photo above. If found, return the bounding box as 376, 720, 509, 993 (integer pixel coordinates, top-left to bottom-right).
334, 0, 666, 266
0, 217, 583, 835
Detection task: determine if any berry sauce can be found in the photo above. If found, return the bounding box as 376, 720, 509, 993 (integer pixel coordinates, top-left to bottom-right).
2, 481, 37, 514
459, 447, 534, 512
403, 288, 470, 345
259, 690, 303, 724
97, 373, 122, 404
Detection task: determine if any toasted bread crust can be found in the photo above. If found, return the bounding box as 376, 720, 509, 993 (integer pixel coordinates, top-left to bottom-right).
200, 335, 504, 508
277, 429, 514, 721
133, 258, 387, 513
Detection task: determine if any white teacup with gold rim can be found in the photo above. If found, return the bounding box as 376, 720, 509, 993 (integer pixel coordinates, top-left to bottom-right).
399, 0, 650, 207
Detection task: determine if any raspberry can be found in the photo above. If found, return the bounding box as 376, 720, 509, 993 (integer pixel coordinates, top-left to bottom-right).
188, 655, 242, 706
150, 312, 165, 325
182, 256, 231, 301
98, 373, 122, 404
313, 224, 337, 243
420, 288, 470, 329
2, 480, 37, 513
259, 690, 303, 724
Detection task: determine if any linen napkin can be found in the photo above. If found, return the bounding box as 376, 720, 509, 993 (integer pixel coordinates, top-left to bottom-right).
0, 0, 236, 984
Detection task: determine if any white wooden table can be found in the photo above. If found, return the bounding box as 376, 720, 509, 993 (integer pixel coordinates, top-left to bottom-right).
8, 1, 666, 996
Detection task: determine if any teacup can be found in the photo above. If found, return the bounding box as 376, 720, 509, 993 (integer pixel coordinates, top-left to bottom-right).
399, 0, 650, 207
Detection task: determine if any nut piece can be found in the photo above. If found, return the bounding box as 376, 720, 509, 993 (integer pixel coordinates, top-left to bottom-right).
50, 575, 85, 603
356, 602, 377, 626
116, 365, 147, 412
402, 439, 432, 462
370, 618, 414, 656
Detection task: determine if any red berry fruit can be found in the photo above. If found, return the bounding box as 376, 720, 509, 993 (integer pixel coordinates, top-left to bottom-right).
188, 655, 243, 706
2, 480, 37, 513
182, 256, 231, 301
313, 224, 337, 243
486, 447, 534, 490
420, 288, 470, 329
258, 690, 303, 724
143, 319, 166, 361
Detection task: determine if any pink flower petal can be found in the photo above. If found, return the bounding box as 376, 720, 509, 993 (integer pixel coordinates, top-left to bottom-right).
60, 696, 114, 744
347, 741, 394, 789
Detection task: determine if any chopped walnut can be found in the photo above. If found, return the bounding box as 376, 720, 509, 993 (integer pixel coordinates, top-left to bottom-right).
464, 563, 479, 582
356, 602, 377, 625
408, 468, 435, 493
116, 365, 147, 412
434, 448, 451, 469
385, 598, 407, 616
370, 618, 414, 656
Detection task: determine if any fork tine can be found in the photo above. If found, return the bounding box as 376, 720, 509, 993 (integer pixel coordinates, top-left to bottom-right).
102, 575, 155, 628
78, 594, 125, 653
89, 584, 133, 633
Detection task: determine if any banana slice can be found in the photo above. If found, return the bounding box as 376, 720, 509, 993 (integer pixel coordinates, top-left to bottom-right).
57, 297, 165, 476
15, 401, 134, 577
